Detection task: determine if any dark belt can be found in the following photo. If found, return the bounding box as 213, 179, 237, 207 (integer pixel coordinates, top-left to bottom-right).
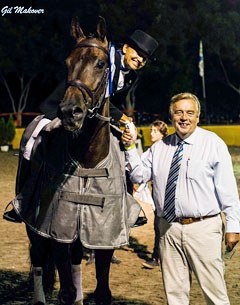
175, 213, 219, 225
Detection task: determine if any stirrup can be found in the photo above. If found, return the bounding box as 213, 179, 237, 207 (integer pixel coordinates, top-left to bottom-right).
3, 202, 22, 223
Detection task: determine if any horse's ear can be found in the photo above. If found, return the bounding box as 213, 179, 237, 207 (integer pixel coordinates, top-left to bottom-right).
96, 16, 107, 42
71, 16, 86, 43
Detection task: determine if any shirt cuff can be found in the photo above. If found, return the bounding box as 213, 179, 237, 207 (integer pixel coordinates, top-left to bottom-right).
225, 219, 240, 233
124, 144, 136, 151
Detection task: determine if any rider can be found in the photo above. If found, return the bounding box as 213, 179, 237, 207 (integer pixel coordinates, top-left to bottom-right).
107, 29, 159, 124
4, 28, 159, 222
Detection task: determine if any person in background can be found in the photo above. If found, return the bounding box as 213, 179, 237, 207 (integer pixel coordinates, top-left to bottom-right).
122, 92, 240, 305
141, 120, 168, 269
150, 120, 168, 143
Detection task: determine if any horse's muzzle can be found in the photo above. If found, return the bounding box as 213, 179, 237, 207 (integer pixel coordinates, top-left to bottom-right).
72, 106, 84, 119
61, 115, 85, 131
60, 104, 86, 132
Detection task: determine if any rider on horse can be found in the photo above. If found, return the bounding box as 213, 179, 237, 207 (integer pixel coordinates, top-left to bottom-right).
3, 17, 158, 305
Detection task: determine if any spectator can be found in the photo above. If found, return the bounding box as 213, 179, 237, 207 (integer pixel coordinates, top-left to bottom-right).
141, 120, 168, 269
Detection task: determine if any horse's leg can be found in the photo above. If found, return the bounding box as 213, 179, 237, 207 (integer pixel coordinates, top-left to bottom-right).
94, 249, 114, 305
26, 226, 51, 305
52, 241, 76, 305
71, 238, 84, 304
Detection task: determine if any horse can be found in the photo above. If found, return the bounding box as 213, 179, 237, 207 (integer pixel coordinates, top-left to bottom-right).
9, 16, 141, 305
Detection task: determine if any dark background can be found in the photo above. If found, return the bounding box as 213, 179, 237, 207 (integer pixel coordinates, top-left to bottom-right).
0, 0, 240, 125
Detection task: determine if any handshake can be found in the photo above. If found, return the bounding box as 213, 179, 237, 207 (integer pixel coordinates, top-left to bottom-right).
122, 121, 137, 148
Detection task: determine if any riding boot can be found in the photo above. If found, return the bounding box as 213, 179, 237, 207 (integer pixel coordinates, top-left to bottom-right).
57, 261, 77, 305
94, 249, 113, 305
72, 264, 83, 305
33, 267, 46, 305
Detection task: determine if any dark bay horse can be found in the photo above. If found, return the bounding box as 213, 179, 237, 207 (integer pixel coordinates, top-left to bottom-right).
10, 16, 141, 305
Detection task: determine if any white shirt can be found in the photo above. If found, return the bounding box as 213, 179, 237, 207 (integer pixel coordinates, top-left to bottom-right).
105, 45, 130, 97
126, 127, 240, 232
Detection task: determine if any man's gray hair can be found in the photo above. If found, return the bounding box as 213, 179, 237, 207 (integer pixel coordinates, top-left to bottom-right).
169, 92, 201, 116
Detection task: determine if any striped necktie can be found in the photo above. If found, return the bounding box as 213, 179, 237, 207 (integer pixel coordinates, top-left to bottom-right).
163, 141, 184, 223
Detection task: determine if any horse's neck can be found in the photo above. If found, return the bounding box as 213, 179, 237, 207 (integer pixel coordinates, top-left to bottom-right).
71, 100, 110, 168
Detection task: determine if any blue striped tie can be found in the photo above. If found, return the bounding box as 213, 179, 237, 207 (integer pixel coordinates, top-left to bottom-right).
163, 141, 184, 223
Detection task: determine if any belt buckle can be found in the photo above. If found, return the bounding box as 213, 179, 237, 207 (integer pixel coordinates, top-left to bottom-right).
180, 217, 193, 225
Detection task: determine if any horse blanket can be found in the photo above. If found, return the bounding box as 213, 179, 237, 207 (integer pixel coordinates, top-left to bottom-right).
11, 125, 141, 248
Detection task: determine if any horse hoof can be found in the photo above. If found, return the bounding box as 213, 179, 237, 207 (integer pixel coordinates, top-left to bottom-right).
94, 290, 112, 305
58, 287, 76, 305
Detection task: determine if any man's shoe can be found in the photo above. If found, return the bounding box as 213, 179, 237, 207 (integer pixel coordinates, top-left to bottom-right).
3, 209, 22, 223
133, 216, 148, 227
111, 255, 121, 264
86, 252, 95, 265
142, 258, 160, 269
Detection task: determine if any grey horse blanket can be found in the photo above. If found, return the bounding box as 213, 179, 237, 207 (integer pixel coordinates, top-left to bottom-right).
11, 124, 141, 249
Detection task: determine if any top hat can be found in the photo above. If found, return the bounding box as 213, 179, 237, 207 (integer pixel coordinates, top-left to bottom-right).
126, 29, 159, 59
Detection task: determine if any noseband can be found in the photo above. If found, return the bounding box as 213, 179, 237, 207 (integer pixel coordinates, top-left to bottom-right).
66, 41, 110, 121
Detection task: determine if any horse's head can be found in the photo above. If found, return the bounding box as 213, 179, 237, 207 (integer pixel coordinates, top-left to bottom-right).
59, 17, 109, 131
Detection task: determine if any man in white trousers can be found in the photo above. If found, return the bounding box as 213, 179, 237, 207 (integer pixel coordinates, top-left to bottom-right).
122, 92, 240, 305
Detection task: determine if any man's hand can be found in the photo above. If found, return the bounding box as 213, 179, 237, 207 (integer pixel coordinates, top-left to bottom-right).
121, 125, 137, 147
225, 232, 239, 252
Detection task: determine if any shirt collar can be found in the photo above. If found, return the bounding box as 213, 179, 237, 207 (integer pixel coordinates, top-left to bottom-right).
174, 126, 199, 145
118, 50, 130, 72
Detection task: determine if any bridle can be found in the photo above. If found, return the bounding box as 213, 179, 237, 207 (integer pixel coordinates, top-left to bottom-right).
66, 41, 110, 122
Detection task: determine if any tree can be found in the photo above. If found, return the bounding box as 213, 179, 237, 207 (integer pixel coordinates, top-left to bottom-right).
1, 0, 240, 125
0, 115, 16, 146
0, 0, 102, 126
0, 3, 68, 124
0, 16, 37, 125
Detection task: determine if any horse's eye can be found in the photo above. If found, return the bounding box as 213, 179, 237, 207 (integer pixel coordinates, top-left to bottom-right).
96, 60, 105, 69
